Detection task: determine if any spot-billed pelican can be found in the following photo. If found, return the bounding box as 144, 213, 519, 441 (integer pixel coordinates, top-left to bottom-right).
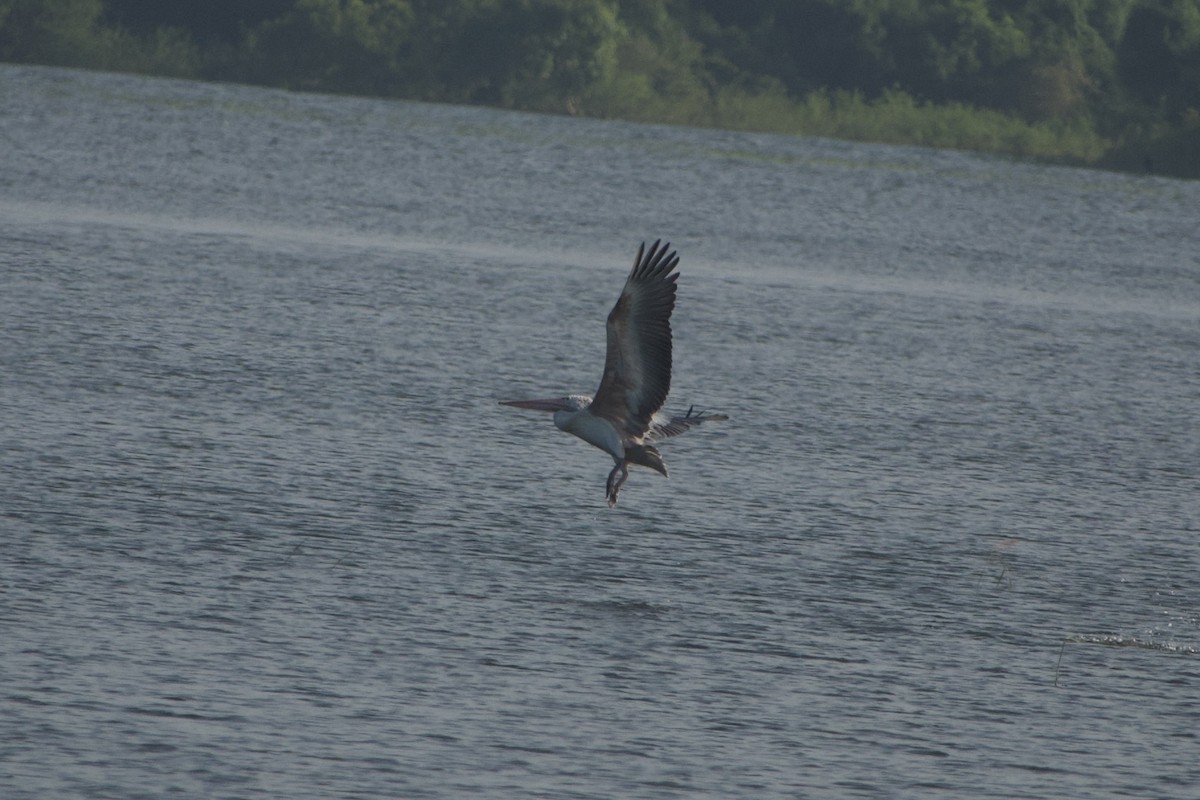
500, 240, 727, 506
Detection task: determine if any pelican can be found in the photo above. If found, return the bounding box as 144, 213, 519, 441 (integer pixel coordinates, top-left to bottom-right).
501, 240, 727, 506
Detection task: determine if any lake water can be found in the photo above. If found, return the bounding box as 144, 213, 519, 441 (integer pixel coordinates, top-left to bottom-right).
2, 64, 1199, 799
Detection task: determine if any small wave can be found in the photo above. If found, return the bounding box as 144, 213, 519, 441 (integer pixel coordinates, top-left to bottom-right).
1065, 634, 1197, 655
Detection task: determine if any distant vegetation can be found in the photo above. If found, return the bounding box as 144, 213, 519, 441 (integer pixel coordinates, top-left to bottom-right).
3, 0, 1198, 178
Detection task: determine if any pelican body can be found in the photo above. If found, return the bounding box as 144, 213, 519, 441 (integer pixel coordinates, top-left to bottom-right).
501, 240, 727, 506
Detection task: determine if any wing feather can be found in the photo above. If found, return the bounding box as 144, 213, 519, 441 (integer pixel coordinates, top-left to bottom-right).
647, 407, 729, 441
589, 240, 679, 437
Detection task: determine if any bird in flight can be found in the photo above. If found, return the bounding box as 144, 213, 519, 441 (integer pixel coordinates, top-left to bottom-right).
501, 240, 727, 506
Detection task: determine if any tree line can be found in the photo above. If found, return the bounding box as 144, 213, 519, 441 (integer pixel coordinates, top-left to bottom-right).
2, 0, 1197, 177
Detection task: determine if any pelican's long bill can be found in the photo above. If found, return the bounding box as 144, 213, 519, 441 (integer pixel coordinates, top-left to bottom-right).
499, 240, 727, 507
499, 398, 574, 412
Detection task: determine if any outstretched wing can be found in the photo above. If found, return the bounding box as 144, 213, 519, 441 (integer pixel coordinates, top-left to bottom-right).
647, 406, 729, 441
589, 240, 679, 438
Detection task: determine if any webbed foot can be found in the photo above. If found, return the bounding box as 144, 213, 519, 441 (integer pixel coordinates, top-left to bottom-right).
605, 462, 628, 507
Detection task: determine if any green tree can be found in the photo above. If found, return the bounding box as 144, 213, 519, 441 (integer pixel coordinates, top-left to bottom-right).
581, 0, 713, 122
241, 0, 415, 94
0, 0, 198, 74
873, 0, 1031, 107
101, 0, 293, 44
1117, 0, 1200, 118
406, 0, 620, 109
0, 0, 104, 64
683, 0, 890, 95
238, 0, 621, 108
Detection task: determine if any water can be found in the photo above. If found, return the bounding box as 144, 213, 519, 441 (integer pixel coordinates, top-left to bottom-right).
2, 64, 1199, 798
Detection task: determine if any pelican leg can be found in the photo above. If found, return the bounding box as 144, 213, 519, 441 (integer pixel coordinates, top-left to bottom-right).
605, 462, 629, 507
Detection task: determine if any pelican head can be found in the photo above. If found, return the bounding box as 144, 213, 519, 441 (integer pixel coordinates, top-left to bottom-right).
499, 395, 590, 413
500, 395, 592, 433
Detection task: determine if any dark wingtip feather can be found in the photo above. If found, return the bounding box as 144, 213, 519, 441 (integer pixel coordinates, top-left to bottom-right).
631, 239, 679, 282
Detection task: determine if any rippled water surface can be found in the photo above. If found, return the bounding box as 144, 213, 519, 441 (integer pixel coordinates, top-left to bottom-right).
3, 65, 1199, 799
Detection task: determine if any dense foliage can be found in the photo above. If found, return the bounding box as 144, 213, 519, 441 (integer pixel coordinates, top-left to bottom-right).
2, 0, 1198, 177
